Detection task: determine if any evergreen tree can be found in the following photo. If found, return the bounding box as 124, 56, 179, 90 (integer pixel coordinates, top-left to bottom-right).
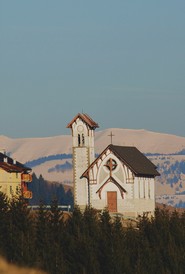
29, 173, 74, 207
98, 209, 115, 274
64, 206, 85, 273
0, 189, 184, 274
7, 196, 35, 266
124, 226, 140, 273
46, 199, 66, 274
34, 201, 50, 271
65, 188, 74, 209
79, 206, 101, 274
111, 215, 129, 274
0, 192, 10, 257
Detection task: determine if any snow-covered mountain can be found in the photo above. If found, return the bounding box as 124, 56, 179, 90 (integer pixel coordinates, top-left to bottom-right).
1, 128, 185, 162
1, 128, 185, 207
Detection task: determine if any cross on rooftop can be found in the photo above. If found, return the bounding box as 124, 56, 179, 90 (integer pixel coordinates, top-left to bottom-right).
108, 131, 115, 144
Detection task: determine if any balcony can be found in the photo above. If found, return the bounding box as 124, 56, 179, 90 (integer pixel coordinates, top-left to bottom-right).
21, 174, 32, 182
23, 190, 32, 199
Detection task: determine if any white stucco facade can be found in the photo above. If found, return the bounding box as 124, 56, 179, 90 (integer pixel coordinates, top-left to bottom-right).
86, 149, 156, 217
67, 114, 97, 208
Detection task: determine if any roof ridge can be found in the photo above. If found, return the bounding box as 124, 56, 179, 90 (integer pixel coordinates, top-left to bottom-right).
67, 113, 99, 129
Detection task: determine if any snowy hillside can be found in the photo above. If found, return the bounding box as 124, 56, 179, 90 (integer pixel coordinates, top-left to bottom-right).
1, 128, 185, 162
95, 128, 185, 154
0, 135, 72, 162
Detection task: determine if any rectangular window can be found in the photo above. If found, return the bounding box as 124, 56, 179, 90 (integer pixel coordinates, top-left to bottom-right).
10, 186, 13, 194
16, 186, 20, 194
148, 181, 150, 199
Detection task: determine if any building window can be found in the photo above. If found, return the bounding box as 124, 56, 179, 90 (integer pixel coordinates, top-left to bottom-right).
82, 134, 85, 145
78, 133, 85, 146
16, 186, 20, 194
10, 186, 13, 195
105, 159, 117, 171
104, 158, 117, 176
78, 134, 81, 146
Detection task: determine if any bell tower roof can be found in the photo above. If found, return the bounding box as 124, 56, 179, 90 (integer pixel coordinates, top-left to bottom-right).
67, 113, 99, 129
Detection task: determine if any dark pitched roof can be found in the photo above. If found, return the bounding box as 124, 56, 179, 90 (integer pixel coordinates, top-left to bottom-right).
109, 144, 160, 177
67, 113, 99, 129
0, 162, 24, 173
0, 152, 31, 172
82, 144, 160, 178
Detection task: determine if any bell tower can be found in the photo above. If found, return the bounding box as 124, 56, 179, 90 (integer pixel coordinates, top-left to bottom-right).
67, 113, 99, 209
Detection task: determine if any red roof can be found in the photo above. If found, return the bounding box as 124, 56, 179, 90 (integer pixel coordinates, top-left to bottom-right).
0, 162, 25, 173
0, 152, 31, 172
67, 113, 99, 129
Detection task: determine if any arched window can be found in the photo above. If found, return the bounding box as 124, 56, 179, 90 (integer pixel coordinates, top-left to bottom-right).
78, 134, 81, 146
82, 134, 85, 145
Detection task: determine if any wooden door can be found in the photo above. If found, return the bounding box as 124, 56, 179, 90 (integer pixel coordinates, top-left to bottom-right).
107, 191, 117, 212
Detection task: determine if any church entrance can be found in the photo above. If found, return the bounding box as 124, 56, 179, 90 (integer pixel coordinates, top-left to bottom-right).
107, 191, 117, 212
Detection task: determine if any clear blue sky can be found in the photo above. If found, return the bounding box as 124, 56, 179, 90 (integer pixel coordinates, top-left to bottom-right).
0, 1, 185, 138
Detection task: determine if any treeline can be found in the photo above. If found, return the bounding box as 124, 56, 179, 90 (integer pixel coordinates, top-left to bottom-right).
28, 173, 73, 207
48, 161, 72, 173
0, 193, 184, 274
25, 154, 72, 168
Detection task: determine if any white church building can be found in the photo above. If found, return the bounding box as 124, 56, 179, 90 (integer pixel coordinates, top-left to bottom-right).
67, 113, 160, 217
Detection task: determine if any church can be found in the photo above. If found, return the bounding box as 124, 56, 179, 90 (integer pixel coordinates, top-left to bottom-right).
67, 113, 160, 217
